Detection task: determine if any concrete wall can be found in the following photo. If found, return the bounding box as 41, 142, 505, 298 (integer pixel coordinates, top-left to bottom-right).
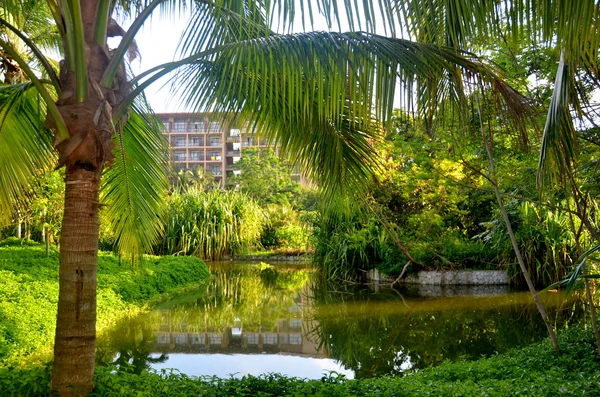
404, 270, 508, 285
238, 255, 310, 263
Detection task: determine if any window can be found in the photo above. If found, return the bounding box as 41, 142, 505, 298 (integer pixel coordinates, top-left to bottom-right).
191, 334, 205, 345
175, 333, 187, 345
263, 333, 277, 345
209, 121, 220, 132
157, 334, 170, 344
193, 122, 205, 132
209, 333, 221, 345
162, 122, 170, 132
189, 136, 202, 146
289, 334, 302, 345
174, 151, 186, 161
189, 151, 201, 161
209, 165, 222, 175
230, 128, 240, 137
245, 333, 259, 345
209, 136, 221, 146
209, 150, 221, 158
173, 122, 187, 132
174, 137, 186, 147
289, 319, 302, 328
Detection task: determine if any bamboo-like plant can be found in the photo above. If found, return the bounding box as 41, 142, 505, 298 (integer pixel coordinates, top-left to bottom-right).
160, 187, 264, 259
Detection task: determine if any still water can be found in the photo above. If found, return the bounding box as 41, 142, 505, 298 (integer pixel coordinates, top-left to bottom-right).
96, 262, 583, 380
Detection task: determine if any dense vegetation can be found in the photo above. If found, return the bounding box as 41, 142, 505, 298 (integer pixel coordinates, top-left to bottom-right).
312, 96, 600, 288
1, 326, 597, 396
0, 241, 210, 365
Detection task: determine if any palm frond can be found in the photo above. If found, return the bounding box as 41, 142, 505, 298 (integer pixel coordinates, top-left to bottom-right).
0, 15, 60, 89
0, 82, 55, 225
168, 31, 529, 194
537, 52, 578, 187
100, 97, 169, 263
115, 0, 392, 34
176, 0, 271, 61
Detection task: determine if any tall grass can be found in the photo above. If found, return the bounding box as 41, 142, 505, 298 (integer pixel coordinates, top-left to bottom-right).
156, 187, 264, 259
311, 196, 384, 281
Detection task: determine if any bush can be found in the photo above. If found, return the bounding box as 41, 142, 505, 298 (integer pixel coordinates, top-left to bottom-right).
158, 188, 264, 259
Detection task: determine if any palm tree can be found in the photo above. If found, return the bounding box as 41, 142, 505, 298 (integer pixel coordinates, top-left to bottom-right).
0, 1, 529, 395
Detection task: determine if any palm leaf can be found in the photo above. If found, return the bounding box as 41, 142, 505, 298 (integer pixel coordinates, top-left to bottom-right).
544, 242, 600, 295
0, 82, 55, 225
100, 97, 169, 263
537, 51, 578, 187
168, 31, 529, 194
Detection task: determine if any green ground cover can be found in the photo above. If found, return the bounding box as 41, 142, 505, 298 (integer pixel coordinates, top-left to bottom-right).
0, 326, 598, 396
0, 240, 210, 365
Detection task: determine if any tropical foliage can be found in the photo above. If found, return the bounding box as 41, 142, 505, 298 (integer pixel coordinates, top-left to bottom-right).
2, 0, 600, 393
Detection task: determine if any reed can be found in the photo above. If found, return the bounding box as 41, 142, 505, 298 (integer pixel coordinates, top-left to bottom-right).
157, 187, 264, 260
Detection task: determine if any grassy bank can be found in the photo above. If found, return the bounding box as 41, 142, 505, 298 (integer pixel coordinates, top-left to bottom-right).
0, 239, 210, 365
0, 326, 598, 396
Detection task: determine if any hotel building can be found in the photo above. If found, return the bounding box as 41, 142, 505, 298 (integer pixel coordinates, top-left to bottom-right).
157, 113, 305, 186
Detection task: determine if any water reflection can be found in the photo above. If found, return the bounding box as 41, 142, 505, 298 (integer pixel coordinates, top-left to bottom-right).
308, 280, 583, 378
97, 263, 337, 378
97, 263, 584, 379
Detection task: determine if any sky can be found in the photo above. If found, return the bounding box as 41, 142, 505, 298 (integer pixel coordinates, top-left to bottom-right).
125, 14, 188, 113
125, 8, 331, 113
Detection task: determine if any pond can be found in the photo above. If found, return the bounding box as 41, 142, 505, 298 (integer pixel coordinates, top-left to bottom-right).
96, 261, 584, 380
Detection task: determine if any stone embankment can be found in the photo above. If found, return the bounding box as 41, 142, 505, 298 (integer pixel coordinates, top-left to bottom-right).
366, 269, 509, 296
235, 255, 311, 263
404, 270, 508, 285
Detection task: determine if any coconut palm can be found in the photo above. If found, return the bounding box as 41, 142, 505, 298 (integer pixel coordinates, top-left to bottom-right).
0, 0, 529, 395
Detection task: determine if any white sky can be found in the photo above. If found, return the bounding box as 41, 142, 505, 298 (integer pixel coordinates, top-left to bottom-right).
127, 9, 333, 113
126, 14, 188, 113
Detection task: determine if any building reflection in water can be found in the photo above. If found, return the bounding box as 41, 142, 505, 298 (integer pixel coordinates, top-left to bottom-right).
153, 296, 326, 358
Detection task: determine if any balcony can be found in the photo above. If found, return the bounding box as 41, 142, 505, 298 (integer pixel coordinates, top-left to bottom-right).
208, 155, 222, 161
189, 153, 204, 161
226, 150, 241, 156
172, 123, 188, 132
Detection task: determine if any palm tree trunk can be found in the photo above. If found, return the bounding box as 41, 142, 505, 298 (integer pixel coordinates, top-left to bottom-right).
476, 96, 561, 354
51, 167, 100, 397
